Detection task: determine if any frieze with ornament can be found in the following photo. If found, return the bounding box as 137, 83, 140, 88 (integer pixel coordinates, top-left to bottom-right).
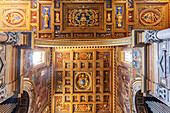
40, 33, 52, 39
0, 0, 168, 40
73, 33, 94, 38
74, 52, 93, 60
115, 32, 126, 38
73, 104, 93, 112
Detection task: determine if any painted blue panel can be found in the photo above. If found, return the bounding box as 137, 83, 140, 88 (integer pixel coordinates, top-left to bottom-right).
32, 1, 37, 9
73, 12, 97, 26
55, 26, 61, 37
106, 0, 112, 8
128, 25, 133, 33
42, 6, 51, 29
115, 6, 123, 29
128, 0, 133, 8
106, 25, 112, 37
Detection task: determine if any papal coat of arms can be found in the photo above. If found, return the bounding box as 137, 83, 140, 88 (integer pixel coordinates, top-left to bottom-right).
74, 72, 92, 92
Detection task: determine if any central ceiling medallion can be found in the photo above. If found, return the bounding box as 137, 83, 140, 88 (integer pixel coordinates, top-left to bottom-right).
77, 73, 89, 89
74, 72, 92, 92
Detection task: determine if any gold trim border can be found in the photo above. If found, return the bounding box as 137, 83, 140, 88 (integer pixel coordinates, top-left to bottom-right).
35, 37, 132, 47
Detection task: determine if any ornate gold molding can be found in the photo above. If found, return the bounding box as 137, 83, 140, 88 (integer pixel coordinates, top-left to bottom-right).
35, 37, 132, 47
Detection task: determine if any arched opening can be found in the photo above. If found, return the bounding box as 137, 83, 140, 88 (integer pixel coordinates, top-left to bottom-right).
135, 90, 148, 113
17, 91, 29, 113
23, 80, 36, 113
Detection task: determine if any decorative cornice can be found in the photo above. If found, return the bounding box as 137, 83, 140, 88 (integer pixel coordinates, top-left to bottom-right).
34, 37, 132, 47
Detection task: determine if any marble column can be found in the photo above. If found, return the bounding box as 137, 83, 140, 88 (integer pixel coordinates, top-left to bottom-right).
157, 28, 170, 40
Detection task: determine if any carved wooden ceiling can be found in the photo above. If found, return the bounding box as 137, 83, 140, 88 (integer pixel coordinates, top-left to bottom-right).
0, 0, 169, 43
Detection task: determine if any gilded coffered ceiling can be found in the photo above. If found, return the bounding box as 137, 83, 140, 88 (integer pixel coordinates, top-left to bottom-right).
0, 0, 169, 47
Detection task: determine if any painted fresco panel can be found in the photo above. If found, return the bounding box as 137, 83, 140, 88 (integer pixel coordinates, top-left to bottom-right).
117, 66, 131, 113
34, 68, 49, 113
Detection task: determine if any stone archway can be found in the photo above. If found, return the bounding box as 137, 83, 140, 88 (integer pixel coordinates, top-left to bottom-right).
22, 79, 36, 113
130, 78, 141, 113
135, 90, 148, 113
17, 91, 29, 113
